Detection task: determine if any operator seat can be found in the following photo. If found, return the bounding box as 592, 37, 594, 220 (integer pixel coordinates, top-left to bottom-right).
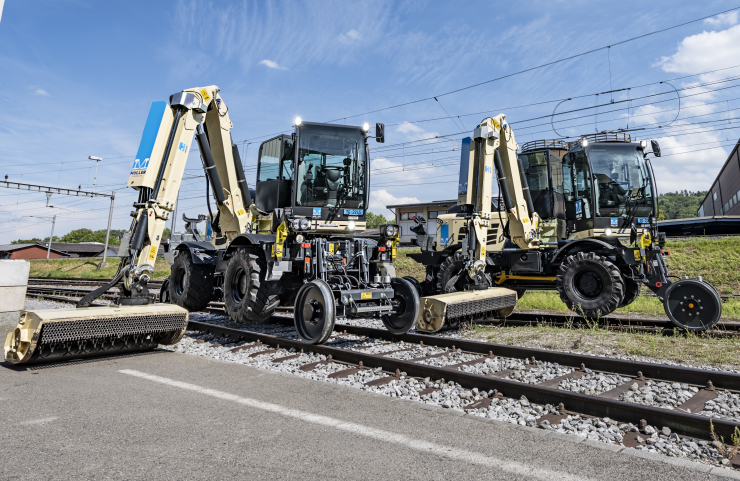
325, 169, 342, 206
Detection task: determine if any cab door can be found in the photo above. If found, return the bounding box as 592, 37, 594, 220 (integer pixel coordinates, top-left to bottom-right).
256, 135, 293, 212
562, 150, 594, 235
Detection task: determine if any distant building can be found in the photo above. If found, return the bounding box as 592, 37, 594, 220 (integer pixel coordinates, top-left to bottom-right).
0, 243, 68, 259
37, 242, 119, 258
698, 140, 740, 217
386, 199, 456, 243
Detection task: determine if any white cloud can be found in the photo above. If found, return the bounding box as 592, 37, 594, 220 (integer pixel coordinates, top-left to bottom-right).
658, 24, 740, 82
396, 122, 423, 134
650, 121, 729, 193
704, 11, 738, 28
338, 29, 361, 43
259, 59, 287, 70
369, 189, 419, 217
395, 121, 440, 143
34, 88, 50, 96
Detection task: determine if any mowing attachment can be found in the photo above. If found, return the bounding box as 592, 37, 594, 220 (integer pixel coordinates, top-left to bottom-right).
4, 304, 188, 365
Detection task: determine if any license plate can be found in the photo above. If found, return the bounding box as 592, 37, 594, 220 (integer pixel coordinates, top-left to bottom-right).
344, 209, 364, 215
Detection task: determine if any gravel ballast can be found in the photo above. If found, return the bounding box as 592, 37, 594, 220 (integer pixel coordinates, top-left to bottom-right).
618, 380, 699, 409
558, 370, 630, 395
24, 299, 740, 473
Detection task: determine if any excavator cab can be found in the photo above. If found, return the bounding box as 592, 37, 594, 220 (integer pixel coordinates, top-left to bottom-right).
517, 140, 569, 241
256, 122, 369, 224
562, 132, 657, 239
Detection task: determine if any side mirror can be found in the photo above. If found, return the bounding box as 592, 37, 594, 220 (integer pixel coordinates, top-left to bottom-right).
651, 140, 661, 157
375, 123, 385, 143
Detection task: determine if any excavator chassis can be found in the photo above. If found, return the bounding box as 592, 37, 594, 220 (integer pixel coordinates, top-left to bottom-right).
415, 287, 517, 333
4, 304, 188, 365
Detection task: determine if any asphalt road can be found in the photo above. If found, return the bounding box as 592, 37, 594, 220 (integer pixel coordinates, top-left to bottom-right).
1, 350, 737, 480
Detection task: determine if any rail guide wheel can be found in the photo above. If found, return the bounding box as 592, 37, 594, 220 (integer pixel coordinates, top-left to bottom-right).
382, 277, 421, 335
294, 279, 335, 344
663, 278, 722, 331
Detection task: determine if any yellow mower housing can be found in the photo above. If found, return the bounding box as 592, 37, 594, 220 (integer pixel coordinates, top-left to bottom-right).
4, 304, 188, 365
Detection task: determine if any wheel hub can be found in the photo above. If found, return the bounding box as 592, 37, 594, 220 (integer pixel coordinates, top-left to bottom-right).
575, 271, 603, 299
679, 295, 701, 318
306, 299, 323, 325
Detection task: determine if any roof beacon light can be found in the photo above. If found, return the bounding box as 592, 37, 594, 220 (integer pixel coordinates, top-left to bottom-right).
362, 123, 370, 132
640, 140, 647, 149
581, 138, 588, 148
294, 117, 302, 127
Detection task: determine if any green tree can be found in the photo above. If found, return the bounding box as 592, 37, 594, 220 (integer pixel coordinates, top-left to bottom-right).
366, 212, 390, 229
162, 227, 171, 238
11, 236, 59, 244
657, 191, 707, 219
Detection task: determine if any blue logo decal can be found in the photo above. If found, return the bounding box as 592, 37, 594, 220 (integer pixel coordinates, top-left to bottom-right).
312, 207, 322, 217
484, 166, 491, 173
178, 142, 187, 153
132, 101, 168, 174
131, 157, 150, 170
343, 209, 363, 215
637, 218, 649, 224
440, 224, 449, 246
575, 200, 582, 215
611, 217, 619, 227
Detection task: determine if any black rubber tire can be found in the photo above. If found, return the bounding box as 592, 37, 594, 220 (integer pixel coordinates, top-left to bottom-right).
224, 248, 280, 323
159, 278, 170, 304
169, 253, 214, 311
619, 279, 641, 308
383, 277, 421, 335
294, 279, 335, 344
436, 252, 469, 293
663, 278, 722, 331
402, 276, 423, 300
556, 252, 625, 319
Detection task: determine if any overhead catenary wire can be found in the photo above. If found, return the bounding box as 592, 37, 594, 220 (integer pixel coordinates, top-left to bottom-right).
320, 7, 740, 123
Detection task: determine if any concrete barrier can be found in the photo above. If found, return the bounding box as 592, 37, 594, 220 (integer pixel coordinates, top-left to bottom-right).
0, 260, 30, 312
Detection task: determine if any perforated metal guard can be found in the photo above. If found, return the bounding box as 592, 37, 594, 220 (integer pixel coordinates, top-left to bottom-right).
446, 293, 517, 320
38, 313, 188, 344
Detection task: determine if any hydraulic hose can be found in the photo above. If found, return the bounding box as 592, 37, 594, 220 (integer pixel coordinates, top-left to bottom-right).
195, 125, 225, 206
517, 156, 536, 216
493, 150, 514, 212
232, 144, 253, 206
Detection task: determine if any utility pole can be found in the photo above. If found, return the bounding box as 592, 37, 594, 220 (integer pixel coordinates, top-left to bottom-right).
89, 156, 102, 190
99, 191, 116, 269
46, 215, 56, 259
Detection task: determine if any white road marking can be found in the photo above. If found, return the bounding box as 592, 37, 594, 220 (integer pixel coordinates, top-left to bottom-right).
120, 369, 598, 481
21, 416, 58, 425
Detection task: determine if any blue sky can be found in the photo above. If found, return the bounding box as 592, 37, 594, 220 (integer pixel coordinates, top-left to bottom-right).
1, 1, 740, 242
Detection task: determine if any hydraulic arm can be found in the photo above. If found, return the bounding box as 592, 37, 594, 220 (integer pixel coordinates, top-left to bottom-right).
4, 86, 253, 364
470, 115, 540, 252
116, 86, 252, 303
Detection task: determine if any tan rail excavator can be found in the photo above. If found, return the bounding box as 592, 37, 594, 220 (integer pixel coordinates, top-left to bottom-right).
6, 85, 421, 364
408, 114, 723, 332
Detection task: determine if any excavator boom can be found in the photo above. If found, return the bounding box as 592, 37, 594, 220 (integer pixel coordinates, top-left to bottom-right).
4, 85, 247, 364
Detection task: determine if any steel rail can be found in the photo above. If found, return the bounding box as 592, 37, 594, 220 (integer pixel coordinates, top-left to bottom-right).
188, 319, 740, 440
19, 285, 740, 440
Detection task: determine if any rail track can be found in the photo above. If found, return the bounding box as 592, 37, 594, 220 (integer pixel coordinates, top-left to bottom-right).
21, 278, 740, 454
186, 317, 740, 446
25, 281, 740, 336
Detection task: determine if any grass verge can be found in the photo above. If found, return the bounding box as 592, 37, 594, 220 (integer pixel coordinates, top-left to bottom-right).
466, 323, 740, 369
28, 258, 171, 280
